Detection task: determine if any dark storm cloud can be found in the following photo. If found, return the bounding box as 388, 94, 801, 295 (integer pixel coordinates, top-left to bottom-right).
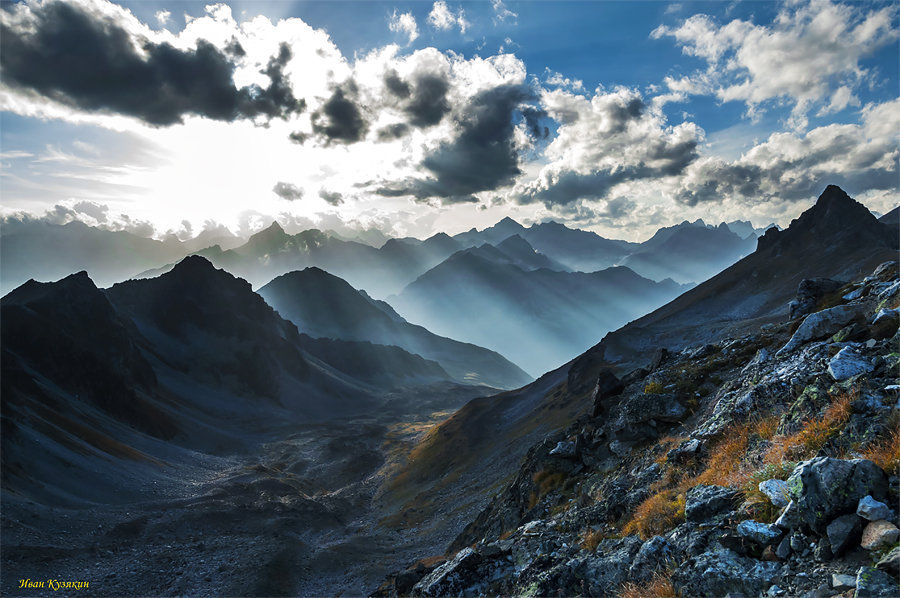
310, 82, 368, 144
383, 70, 411, 98
405, 73, 451, 128
521, 107, 549, 139
382, 69, 451, 131
605, 97, 644, 134
376, 84, 534, 203
273, 181, 304, 201
318, 189, 344, 206
0, 2, 304, 126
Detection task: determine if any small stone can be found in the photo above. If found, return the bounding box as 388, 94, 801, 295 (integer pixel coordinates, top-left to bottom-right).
767, 584, 785, 596
832, 573, 857, 591
759, 479, 791, 508
860, 520, 900, 551
854, 566, 900, 597
738, 520, 783, 545
827, 514, 864, 556
790, 532, 806, 552
685, 485, 739, 522
775, 536, 792, 560
857, 496, 892, 522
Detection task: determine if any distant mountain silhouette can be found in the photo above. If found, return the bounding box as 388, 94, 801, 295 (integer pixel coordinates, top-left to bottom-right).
258, 267, 532, 389
390, 248, 688, 375
623, 221, 757, 284
0, 219, 187, 294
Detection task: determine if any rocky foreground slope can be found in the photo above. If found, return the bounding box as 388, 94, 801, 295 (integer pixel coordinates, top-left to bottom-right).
374, 261, 900, 595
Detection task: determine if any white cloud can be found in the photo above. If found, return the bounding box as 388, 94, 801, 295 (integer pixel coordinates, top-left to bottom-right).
389, 9, 419, 45
670, 97, 900, 206
652, 0, 898, 129
428, 1, 469, 34
492, 0, 518, 24
155, 9, 170, 26
512, 87, 704, 206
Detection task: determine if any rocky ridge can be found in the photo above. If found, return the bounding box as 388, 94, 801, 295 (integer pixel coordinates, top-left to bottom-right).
374, 259, 900, 597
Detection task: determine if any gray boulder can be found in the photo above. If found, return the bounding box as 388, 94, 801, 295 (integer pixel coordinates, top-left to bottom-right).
828, 347, 874, 381
759, 479, 791, 508
549, 441, 577, 458
672, 548, 780, 597
786, 457, 889, 533
790, 278, 845, 320
685, 485, 739, 523
411, 547, 482, 596
777, 304, 864, 356
826, 514, 864, 556
582, 536, 643, 594
622, 393, 688, 424
857, 496, 893, 521
737, 520, 783, 546
854, 566, 900, 597
630, 535, 673, 581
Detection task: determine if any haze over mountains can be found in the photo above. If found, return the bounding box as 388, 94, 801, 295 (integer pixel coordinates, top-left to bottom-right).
2, 213, 769, 297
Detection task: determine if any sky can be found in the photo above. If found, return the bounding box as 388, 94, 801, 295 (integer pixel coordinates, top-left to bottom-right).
0, 0, 897, 242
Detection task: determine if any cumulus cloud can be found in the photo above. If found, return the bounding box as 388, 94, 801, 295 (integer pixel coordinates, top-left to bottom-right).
318, 189, 344, 206
310, 81, 369, 144
428, 1, 469, 34
71, 200, 110, 223
155, 9, 170, 26
671, 97, 900, 205
513, 87, 702, 206
652, 0, 898, 129
377, 84, 538, 203
389, 10, 419, 45
0, 1, 305, 126
273, 181, 304, 201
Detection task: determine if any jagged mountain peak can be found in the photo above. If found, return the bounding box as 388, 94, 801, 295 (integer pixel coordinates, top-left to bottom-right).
759, 185, 893, 252
2, 270, 101, 307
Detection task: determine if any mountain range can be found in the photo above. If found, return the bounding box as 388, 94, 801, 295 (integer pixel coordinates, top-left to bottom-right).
2, 213, 772, 297
257, 267, 531, 389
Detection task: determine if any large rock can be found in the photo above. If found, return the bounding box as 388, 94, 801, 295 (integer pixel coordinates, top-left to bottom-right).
629, 535, 673, 581
411, 548, 482, 596
790, 278, 845, 320
685, 485, 739, 523
591, 370, 625, 417
582, 536, 643, 594
759, 479, 791, 508
738, 520, 783, 546
672, 548, 780, 597
828, 347, 874, 381
854, 566, 900, 597
777, 304, 864, 356
861, 520, 900, 551
621, 393, 687, 424
827, 514, 864, 556
857, 496, 893, 521
786, 457, 889, 533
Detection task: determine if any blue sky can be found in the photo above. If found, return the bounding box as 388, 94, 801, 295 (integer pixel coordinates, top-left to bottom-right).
1, 0, 897, 241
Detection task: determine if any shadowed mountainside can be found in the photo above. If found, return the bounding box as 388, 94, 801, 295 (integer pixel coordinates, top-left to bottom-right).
258, 267, 532, 390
